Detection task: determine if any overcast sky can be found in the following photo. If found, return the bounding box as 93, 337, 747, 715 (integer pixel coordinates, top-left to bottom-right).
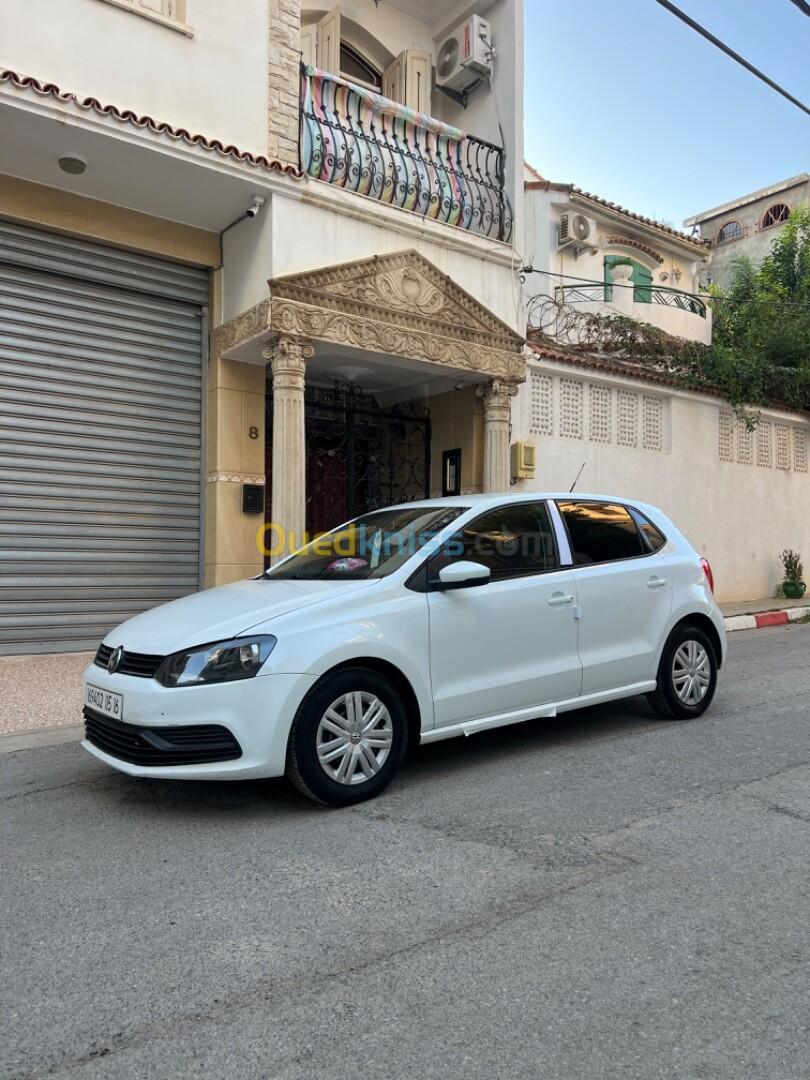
523, 0, 809, 230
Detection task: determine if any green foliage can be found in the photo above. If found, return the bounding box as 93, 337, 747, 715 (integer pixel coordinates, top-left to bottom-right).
780, 548, 804, 584
541, 210, 810, 417
707, 208, 810, 413
571, 209, 810, 417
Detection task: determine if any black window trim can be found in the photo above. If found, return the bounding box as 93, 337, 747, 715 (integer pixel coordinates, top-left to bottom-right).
406, 499, 564, 592
555, 499, 665, 569
627, 505, 668, 555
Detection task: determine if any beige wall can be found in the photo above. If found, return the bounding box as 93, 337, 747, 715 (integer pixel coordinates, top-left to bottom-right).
3, 0, 270, 158
0, 175, 220, 267
429, 387, 484, 496
511, 359, 810, 603
222, 187, 522, 332
205, 356, 267, 587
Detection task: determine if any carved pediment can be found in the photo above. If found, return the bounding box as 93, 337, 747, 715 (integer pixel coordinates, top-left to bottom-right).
268, 250, 525, 354
217, 251, 526, 381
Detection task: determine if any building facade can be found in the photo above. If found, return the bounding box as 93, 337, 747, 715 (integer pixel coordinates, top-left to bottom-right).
509, 345, 809, 603
0, 0, 525, 654
684, 173, 810, 290
523, 164, 712, 346
513, 166, 810, 603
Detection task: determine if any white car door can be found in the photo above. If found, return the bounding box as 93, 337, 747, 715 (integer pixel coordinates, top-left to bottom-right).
424, 501, 581, 728
557, 500, 674, 695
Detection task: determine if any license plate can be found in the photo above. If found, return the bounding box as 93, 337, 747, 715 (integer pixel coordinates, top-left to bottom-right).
86, 684, 124, 721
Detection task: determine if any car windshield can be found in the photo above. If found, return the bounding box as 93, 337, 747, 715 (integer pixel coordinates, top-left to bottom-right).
265, 506, 468, 581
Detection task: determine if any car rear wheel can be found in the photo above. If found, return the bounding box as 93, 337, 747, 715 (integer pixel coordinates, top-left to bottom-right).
647, 625, 718, 720
286, 667, 408, 806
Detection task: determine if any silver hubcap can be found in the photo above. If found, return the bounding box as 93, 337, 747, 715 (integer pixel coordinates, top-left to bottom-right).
672, 640, 711, 705
316, 691, 393, 786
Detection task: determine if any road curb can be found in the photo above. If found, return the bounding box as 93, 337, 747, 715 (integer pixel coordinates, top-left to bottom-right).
0, 724, 83, 756
723, 605, 810, 633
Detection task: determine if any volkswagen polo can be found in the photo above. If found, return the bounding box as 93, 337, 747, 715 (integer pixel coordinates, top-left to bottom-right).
82, 494, 725, 806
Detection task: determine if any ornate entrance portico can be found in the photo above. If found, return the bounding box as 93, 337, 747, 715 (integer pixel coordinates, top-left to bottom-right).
212, 250, 526, 571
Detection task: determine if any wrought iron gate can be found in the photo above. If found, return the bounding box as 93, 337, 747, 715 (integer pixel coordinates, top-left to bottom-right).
266, 383, 431, 537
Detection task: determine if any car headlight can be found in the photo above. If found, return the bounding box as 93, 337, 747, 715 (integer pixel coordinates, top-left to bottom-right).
155, 636, 277, 688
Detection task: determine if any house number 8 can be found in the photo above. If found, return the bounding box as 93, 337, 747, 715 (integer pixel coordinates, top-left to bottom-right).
248, 426, 259, 440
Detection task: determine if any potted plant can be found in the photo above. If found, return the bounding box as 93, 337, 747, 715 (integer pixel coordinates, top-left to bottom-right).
609, 257, 635, 283
780, 549, 806, 599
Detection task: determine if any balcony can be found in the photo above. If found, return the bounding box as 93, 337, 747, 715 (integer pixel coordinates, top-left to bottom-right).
299, 65, 513, 243
554, 282, 711, 345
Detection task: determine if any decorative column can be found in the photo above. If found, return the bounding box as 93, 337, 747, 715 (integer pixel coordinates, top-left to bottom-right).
477, 379, 519, 492
263, 337, 314, 559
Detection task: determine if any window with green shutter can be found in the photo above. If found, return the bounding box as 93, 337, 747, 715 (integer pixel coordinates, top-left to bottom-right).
604, 255, 653, 304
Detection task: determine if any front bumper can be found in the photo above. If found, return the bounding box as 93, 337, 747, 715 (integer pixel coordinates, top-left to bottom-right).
81, 663, 317, 780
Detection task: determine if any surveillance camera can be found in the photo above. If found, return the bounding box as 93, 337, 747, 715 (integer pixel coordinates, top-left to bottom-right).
246, 195, 267, 218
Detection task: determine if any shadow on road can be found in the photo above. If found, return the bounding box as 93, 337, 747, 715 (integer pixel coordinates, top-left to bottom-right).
80, 693, 663, 821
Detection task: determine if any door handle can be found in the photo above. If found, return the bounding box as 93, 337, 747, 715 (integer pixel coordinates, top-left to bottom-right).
647, 576, 668, 589
548, 593, 574, 606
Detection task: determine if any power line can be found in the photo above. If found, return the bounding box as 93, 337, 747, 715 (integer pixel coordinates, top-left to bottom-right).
521, 265, 810, 310
653, 0, 810, 119
789, 0, 810, 17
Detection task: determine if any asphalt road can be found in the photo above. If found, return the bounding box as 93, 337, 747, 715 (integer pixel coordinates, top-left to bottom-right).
2, 624, 810, 1080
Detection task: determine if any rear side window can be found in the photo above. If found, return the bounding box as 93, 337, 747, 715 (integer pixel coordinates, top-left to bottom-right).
557, 501, 645, 564
629, 507, 667, 552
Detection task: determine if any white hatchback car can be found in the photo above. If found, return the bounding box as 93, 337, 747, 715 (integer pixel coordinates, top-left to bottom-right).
83, 494, 725, 806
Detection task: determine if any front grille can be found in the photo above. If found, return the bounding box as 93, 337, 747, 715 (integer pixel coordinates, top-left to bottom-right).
94, 644, 164, 679
84, 708, 242, 767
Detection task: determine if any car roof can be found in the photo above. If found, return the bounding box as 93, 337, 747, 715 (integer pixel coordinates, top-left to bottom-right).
386, 492, 664, 515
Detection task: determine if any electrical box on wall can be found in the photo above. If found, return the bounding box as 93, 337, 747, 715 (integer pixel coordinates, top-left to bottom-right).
511, 441, 536, 480
242, 484, 265, 515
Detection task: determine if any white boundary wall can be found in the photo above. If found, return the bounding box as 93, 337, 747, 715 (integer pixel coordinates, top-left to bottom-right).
511, 357, 810, 603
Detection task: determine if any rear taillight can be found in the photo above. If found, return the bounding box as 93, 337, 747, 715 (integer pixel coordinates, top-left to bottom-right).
700, 557, 715, 593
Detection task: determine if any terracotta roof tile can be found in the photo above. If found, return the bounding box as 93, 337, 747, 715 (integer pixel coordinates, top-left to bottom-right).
0, 68, 302, 177
523, 163, 709, 250
527, 335, 808, 418
527, 336, 693, 392
572, 187, 709, 249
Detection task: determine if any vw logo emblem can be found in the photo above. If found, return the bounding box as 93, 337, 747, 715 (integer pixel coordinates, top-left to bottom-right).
108, 646, 124, 674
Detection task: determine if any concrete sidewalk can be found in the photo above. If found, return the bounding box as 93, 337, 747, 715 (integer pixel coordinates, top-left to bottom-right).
1, 596, 807, 740
0, 651, 92, 737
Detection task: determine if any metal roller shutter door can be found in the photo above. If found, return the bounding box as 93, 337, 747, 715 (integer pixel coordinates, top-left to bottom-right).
0, 221, 209, 655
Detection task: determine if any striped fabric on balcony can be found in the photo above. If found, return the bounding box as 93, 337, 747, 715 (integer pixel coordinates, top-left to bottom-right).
300, 65, 512, 242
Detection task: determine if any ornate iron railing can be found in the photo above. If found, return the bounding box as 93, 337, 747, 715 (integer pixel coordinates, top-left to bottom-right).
650, 287, 706, 317
555, 284, 606, 304
556, 283, 706, 318
300, 65, 512, 242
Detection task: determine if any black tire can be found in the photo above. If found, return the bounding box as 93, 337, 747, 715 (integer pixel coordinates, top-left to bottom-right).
647, 624, 718, 720
285, 667, 408, 807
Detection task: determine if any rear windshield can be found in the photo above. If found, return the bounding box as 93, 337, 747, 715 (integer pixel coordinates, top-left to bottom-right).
265, 506, 467, 580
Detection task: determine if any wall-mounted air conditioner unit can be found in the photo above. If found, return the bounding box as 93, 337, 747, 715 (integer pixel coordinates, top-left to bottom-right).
436, 15, 492, 92
558, 213, 597, 249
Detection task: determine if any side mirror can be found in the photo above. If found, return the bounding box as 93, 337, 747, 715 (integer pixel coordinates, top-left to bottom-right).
434, 560, 491, 591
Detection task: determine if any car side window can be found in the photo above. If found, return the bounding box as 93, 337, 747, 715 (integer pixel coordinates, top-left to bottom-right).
557, 501, 645, 565
428, 502, 559, 582
628, 507, 667, 552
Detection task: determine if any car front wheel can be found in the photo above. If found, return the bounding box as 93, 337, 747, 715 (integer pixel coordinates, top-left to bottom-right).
647, 625, 718, 720
286, 667, 408, 806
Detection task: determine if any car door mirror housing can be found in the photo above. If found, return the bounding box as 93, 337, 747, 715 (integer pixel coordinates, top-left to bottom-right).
434, 561, 491, 590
